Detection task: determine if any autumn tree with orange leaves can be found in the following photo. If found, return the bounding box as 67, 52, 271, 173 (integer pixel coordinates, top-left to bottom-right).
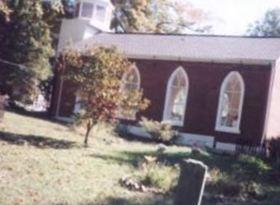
60, 47, 149, 147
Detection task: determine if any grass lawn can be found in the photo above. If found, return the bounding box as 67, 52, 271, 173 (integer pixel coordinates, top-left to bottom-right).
0, 111, 279, 205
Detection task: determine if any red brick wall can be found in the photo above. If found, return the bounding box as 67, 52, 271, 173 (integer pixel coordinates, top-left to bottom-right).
52, 59, 271, 145
134, 59, 271, 145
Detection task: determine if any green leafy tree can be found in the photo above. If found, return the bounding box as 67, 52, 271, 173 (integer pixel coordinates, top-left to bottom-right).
248, 8, 280, 37
0, 0, 75, 102
42, 0, 76, 48
0, 0, 54, 103
111, 0, 210, 33
60, 47, 149, 146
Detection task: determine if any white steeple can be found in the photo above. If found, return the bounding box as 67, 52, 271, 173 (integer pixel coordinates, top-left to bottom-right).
77, 0, 113, 32
57, 0, 114, 52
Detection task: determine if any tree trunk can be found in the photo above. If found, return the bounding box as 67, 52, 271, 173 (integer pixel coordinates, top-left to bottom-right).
84, 120, 93, 147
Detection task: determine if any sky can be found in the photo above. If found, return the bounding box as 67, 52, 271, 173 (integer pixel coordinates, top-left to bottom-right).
185, 0, 280, 35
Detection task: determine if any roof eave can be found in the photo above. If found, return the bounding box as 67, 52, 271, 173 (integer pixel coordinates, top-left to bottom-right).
126, 54, 275, 66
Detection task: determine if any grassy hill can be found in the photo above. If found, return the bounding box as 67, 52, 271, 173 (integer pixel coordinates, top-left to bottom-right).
0, 111, 279, 205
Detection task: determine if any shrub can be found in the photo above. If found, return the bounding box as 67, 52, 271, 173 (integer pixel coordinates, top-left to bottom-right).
206, 166, 265, 199
139, 117, 178, 143
228, 155, 271, 184
207, 167, 222, 183
242, 181, 263, 198
267, 138, 280, 162
207, 179, 242, 197
236, 154, 271, 174
138, 162, 179, 192
206, 174, 263, 198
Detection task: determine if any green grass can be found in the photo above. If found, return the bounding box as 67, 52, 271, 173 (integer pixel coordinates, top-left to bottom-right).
0, 112, 180, 205
0, 111, 279, 205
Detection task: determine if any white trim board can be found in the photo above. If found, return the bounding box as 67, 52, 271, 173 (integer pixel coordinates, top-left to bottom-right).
216, 142, 237, 152
178, 133, 214, 148
126, 55, 275, 66
54, 116, 74, 123
262, 57, 280, 144
74, 49, 275, 66
126, 126, 152, 138
125, 125, 214, 148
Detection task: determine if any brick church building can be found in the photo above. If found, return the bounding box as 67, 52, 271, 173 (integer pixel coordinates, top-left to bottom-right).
51, 0, 280, 151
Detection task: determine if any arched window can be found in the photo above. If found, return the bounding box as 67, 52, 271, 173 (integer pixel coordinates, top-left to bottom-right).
215, 71, 245, 133
163, 67, 189, 126
118, 65, 141, 120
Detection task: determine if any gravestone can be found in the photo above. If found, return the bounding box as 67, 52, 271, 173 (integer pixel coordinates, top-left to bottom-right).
0, 95, 5, 121
175, 159, 208, 205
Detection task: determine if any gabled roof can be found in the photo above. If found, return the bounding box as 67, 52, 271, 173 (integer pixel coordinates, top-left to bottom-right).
74, 33, 280, 64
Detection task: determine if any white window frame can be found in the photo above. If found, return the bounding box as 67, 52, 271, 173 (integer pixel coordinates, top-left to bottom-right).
215, 71, 245, 134
79, 0, 107, 22
95, 4, 107, 22
162, 66, 189, 127
79, 0, 95, 19
118, 65, 141, 120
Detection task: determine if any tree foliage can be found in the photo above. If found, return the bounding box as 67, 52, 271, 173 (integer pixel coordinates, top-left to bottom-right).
60, 47, 149, 146
111, 0, 210, 33
0, 0, 10, 20
0, 0, 75, 102
0, 0, 55, 103
42, 0, 76, 48
248, 8, 280, 37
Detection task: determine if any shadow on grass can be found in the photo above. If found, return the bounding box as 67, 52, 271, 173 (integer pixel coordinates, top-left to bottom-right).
6, 107, 71, 126
90, 149, 273, 182
53, 195, 172, 205
0, 130, 76, 149
89, 149, 226, 168
52, 194, 280, 205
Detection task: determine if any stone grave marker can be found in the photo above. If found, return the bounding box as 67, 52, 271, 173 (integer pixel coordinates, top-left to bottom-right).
175, 159, 208, 205
0, 95, 5, 121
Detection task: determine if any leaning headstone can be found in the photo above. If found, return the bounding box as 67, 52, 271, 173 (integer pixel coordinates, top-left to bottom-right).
175, 159, 208, 205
